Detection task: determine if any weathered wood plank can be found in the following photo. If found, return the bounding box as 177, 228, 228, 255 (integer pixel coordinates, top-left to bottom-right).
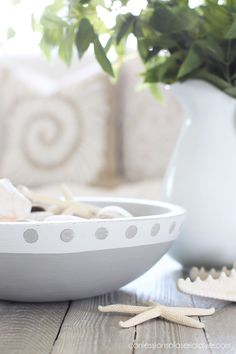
52, 292, 135, 354
125, 256, 210, 354
0, 301, 69, 354
52, 255, 210, 354
192, 288, 236, 353
2, 255, 234, 354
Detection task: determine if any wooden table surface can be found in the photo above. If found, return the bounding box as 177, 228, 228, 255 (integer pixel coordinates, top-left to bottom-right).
0, 255, 235, 354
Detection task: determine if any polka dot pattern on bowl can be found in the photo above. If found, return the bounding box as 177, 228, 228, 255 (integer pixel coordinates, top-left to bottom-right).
151, 223, 160, 237
21, 219, 179, 245
95, 227, 109, 240
125, 225, 138, 239
169, 221, 176, 234
23, 229, 39, 243
60, 229, 74, 242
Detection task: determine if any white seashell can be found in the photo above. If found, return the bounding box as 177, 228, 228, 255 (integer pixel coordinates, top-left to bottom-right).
45, 215, 86, 222
97, 206, 133, 219
20, 185, 99, 219
189, 264, 232, 281
0, 179, 31, 220
0, 218, 35, 223
0, 215, 18, 222
61, 203, 98, 219
17, 219, 36, 223
178, 261, 236, 302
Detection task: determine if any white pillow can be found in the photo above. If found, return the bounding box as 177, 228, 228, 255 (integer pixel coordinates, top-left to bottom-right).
0, 57, 114, 186
119, 58, 183, 181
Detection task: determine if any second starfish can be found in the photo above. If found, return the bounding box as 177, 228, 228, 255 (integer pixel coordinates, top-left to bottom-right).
98, 302, 215, 329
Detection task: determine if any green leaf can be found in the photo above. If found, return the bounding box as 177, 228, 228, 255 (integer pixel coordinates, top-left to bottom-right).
136, 82, 163, 101
31, 15, 43, 32
149, 83, 163, 101
36, 0, 236, 99
144, 52, 184, 84
46, 0, 64, 12
177, 47, 202, 79
192, 69, 232, 92
104, 36, 113, 53
76, 18, 94, 58
227, 39, 236, 63
78, 0, 91, 4
59, 27, 75, 65
94, 37, 114, 76
137, 38, 148, 62
201, 3, 231, 37
116, 14, 135, 44
195, 38, 225, 63
151, 34, 177, 50
226, 0, 236, 9
40, 10, 67, 29
7, 27, 15, 39
133, 17, 143, 39
224, 86, 236, 98
43, 27, 63, 46
149, 2, 198, 34
225, 20, 236, 39
39, 37, 52, 60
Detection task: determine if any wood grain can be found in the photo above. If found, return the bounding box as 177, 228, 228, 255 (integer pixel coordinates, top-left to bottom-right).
125, 256, 210, 354
192, 285, 236, 354
0, 301, 69, 354
52, 255, 210, 354
52, 292, 135, 354
0, 256, 235, 354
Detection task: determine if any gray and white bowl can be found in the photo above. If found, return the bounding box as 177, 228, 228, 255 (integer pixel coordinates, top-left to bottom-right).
0, 197, 185, 302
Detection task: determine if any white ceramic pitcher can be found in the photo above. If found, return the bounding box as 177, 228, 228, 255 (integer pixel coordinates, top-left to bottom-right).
162, 79, 236, 268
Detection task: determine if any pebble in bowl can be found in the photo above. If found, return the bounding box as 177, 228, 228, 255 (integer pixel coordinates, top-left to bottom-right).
0, 179, 185, 302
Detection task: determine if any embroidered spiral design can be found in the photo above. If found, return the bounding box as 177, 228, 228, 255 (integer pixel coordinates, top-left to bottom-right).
16, 96, 81, 169
1, 78, 108, 185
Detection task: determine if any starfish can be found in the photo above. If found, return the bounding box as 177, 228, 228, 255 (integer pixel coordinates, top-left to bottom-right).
98, 302, 215, 329
21, 184, 99, 219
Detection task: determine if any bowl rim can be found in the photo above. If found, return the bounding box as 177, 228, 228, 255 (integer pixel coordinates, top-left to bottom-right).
0, 197, 186, 254
0, 197, 185, 226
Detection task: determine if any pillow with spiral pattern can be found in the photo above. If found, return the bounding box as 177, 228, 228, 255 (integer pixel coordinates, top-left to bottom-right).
0, 57, 118, 187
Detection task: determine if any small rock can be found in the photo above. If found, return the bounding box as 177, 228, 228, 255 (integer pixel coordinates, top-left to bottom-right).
97, 206, 133, 219
31, 205, 46, 212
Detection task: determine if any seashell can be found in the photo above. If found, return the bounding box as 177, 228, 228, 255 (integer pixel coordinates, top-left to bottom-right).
0, 179, 31, 220
17, 219, 36, 223
97, 206, 133, 219
61, 202, 99, 219
0, 215, 18, 222
60, 183, 74, 201
0, 216, 35, 223
189, 264, 232, 281
178, 261, 236, 302
21, 185, 99, 219
29, 212, 53, 222
45, 215, 86, 222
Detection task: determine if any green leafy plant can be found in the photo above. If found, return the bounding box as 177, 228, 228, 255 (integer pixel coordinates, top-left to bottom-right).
37, 0, 236, 98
